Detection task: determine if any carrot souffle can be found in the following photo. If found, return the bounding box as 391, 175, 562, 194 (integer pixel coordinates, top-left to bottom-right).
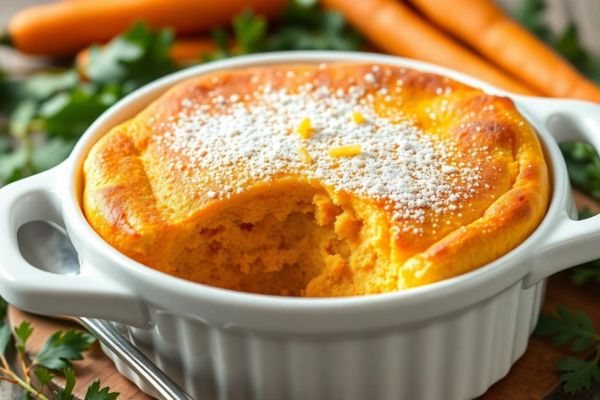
83, 63, 549, 296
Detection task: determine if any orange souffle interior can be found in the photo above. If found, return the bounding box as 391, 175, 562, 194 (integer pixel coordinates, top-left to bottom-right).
83, 63, 550, 296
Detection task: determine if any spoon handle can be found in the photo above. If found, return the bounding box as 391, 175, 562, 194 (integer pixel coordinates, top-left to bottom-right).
78, 317, 192, 400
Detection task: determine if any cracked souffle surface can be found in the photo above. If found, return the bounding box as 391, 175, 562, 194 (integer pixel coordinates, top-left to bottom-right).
82, 63, 549, 296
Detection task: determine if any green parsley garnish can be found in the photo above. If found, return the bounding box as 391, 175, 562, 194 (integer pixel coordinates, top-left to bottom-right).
535, 305, 600, 393
203, 2, 362, 60
0, 297, 118, 399
0, 22, 176, 187
560, 142, 600, 200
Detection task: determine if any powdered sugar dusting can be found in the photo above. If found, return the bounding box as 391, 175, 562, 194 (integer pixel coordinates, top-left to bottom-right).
153, 68, 485, 236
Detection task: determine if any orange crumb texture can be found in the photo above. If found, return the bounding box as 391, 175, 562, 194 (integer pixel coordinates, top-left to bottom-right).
83, 63, 549, 297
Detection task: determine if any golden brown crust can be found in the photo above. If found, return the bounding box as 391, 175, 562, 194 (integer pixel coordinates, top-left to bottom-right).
83, 63, 549, 293
397, 90, 549, 288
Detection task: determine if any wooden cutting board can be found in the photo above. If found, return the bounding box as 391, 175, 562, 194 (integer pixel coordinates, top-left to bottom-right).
6, 191, 600, 400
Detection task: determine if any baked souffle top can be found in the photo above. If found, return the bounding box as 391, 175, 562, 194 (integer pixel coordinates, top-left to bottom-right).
83, 63, 549, 296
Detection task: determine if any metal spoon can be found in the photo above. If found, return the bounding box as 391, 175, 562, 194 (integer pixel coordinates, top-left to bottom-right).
17, 221, 192, 400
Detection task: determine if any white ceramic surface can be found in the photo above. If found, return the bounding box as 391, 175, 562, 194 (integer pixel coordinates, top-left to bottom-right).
1, 52, 600, 400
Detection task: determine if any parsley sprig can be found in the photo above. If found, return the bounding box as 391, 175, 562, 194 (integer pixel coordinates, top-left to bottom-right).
570, 262, 600, 285
0, 22, 176, 186
204, 1, 362, 61
560, 141, 600, 201
535, 306, 600, 393
0, 298, 118, 399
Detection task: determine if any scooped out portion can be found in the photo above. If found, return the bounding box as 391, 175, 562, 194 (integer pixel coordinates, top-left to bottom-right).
82, 63, 550, 296
167, 179, 397, 296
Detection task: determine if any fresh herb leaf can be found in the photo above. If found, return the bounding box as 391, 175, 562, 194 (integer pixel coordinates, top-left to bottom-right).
40, 87, 112, 139
553, 24, 600, 82
0, 137, 10, 155
0, 145, 29, 185
0, 68, 8, 111
560, 142, 600, 200
556, 356, 600, 393
14, 321, 33, 356
21, 71, 79, 102
84, 380, 120, 400
0, 22, 177, 187
53, 367, 76, 400
205, 2, 362, 59
86, 21, 176, 91
571, 264, 600, 285
34, 366, 55, 388
578, 207, 594, 220
233, 9, 268, 54
266, 2, 362, 51
9, 100, 37, 139
204, 10, 266, 58
553, 24, 588, 68
33, 329, 95, 370
535, 305, 599, 351
31, 137, 74, 172
536, 306, 600, 392
584, 57, 600, 83
212, 27, 230, 54
0, 69, 23, 113
203, 28, 231, 62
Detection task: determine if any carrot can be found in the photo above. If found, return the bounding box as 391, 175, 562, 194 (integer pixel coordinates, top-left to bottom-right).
8, 0, 286, 56
409, 0, 600, 103
322, 0, 535, 95
76, 37, 218, 75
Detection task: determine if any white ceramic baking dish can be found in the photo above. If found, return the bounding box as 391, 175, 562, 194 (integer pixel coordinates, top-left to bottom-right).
1, 52, 600, 400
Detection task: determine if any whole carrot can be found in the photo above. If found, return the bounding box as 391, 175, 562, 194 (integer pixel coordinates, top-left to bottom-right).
322, 0, 535, 95
409, 0, 600, 103
8, 0, 286, 56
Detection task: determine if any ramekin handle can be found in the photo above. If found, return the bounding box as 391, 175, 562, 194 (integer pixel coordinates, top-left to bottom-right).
0, 165, 150, 327
519, 97, 600, 286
